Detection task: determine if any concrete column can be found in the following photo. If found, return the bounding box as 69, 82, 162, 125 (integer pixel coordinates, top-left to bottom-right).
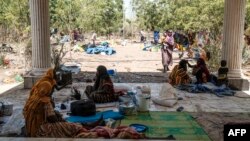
222, 0, 246, 78
222, 0, 249, 90
30, 0, 51, 75
24, 0, 51, 88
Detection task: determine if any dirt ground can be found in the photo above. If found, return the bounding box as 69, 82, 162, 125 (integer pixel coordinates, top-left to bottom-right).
0, 41, 250, 141
1, 41, 250, 83
62, 42, 172, 83
192, 112, 250, 141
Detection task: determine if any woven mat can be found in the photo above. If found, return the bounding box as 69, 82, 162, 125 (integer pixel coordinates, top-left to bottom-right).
121, 111, 211, 140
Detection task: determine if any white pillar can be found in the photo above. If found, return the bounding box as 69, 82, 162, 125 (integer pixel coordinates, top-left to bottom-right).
30, 0, 51, 75
222, 0, 246, 78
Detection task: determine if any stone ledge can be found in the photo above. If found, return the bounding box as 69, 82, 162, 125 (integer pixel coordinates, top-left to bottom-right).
228, 78, 250, 91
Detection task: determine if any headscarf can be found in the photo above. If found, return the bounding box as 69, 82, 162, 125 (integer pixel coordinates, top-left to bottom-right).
28, 68, 56, 97
197, 58, 210, 80
93, 65, 111, 90
197, 58, 206, 67
165, 30, 174, 46
178, 60, 188, 71
23, 68, 56, 137
24, 68, 56, 110
43, 68, 56, 85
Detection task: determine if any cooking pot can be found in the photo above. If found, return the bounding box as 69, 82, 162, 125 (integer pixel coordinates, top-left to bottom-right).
0, 101, 13, 116
119, 102, 135, 115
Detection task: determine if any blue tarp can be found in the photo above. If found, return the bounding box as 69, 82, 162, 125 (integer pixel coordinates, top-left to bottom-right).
85, 43, 116, 55
66, 110, 124, 123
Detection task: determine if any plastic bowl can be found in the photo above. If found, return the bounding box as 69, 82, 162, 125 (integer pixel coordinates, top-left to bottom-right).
129, 124, 148, 133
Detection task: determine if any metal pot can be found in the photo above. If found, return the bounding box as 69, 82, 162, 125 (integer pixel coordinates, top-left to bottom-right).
119, 102, 135, 116
0, 102, 13, 116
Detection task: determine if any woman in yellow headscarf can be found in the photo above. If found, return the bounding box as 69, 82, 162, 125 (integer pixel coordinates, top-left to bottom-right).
169, 60, 191, 86
23, 68, 71, 137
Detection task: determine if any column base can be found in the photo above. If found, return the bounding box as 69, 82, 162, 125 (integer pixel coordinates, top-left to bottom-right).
23, 69, 49, 89
29, 68, 50, 76
227, 69, 242, 78
228, 78, 250, 91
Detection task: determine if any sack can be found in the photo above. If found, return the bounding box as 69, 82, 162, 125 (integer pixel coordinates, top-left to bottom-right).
70, 99, 96, 116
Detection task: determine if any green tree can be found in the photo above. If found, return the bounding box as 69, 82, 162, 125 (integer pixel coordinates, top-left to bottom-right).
0, 0, 29, 42
49, 0, 123, 35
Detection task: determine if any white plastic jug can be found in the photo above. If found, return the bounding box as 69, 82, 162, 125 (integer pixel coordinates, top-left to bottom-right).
136, 93, 150, 112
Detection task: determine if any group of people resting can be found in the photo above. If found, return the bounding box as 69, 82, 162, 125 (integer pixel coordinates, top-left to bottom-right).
23, 58, 228, 137
23, 66, 143, 138
169, 58, 229, 86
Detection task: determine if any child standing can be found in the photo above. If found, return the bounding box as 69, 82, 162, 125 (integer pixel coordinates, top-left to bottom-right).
217, 60, 229, 86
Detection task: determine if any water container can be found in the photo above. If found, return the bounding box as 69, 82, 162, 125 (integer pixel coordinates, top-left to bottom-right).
136, 88, 150, 112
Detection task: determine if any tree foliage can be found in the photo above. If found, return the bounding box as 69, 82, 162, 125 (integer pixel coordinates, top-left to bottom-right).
132, 0, 250, 70
0, 0, 250, 41
132, 0, 226, 33
49, 0, 123, 35
0, 0, 123, 41
0, 0, 29, 41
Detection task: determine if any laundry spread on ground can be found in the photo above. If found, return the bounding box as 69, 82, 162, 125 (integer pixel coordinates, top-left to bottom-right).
175, 82, 235, 97
142, 43, 161, 52
85, 42, 116, 55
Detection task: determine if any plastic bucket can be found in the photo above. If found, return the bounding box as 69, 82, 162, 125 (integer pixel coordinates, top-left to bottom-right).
107, 69, 115, 76
136, 94, 150, 112
0, 102, 13, 116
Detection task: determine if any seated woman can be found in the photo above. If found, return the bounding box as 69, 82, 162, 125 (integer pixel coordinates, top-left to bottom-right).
189, 58, 210, 84
85, 65, 118, 103
169, 59, 191, 86
23, 68, 76, 137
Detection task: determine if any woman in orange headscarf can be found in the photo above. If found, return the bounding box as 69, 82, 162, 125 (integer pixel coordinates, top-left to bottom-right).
23, 68, 96, 138
23, 68, 70, 137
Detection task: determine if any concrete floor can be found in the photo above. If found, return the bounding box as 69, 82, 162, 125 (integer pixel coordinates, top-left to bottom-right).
0, 82, 250, 141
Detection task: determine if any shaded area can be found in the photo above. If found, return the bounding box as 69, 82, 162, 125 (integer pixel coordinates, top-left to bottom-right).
72, 71, 168, 83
